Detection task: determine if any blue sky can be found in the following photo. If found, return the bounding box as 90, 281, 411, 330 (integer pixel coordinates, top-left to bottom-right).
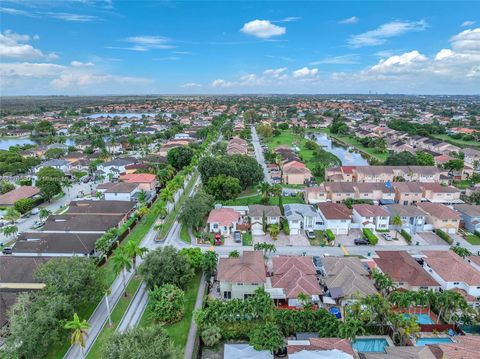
1, 0, 479, 95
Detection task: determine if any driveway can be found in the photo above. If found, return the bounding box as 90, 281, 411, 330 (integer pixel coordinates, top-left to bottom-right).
416, 231, 449, 245
253, 232, 310, 246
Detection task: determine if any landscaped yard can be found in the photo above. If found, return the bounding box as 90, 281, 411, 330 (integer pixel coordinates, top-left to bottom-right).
453, 180, 473, 189
309, 230, 326, 246
86, 277, 142, 359
180, 224, 191, 244
465, 234, 480, 245
266, 130, 297, 151
139, 271, 203, 354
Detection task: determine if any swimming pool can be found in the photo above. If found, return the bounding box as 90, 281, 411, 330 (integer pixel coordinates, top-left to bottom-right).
353, 338, 389, 352
415, 337, 454, 346
403, 313, 435, 324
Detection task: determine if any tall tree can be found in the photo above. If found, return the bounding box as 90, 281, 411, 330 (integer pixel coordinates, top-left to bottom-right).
111, 246, 133, 296
64, 313, 90, 358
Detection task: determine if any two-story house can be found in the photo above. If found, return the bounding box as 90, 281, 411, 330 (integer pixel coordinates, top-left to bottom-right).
283, 204, 323, 235
454, 204, 480, 233
417, 202, 461, 234
248, 205, 282, 236
317, 202, 352, 235
384, 204, 427, 234
352, 204, 390, 231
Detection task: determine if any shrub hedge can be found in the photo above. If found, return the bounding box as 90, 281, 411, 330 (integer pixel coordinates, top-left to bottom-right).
325, 229, 335, 242
436, 229, 453, 244
363, 228, 378, 245
401, 229, 412, 244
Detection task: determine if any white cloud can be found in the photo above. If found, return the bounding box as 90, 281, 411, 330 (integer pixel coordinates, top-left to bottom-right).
0, 7, 34, 17
370, 50, 427, 73
435, 49, 454, 61
310, 54, 359, 65
462, 20, 475, 27
181, 82, 201, 88
212, 79, 234, 88
292, 67, 318, 78
450, 27, 480, 53
340, 16, 358, 24
117, 35, 175, 51
276, 16, 301, 23
263, 67, 288, 77
70, 60, 94, 67
42, 12, 100, 22
348, 20, 428, 47
0, 29, 57, 60
240, 20, 286, 39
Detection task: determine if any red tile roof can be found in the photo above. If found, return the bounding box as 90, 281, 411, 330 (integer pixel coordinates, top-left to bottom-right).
0, 186, 40, 206
119, 173, 157, 183
207, 208, 240, 226
217, 251, 266, 284
288, 338, 354, 356
317, 202, 352, 220
423, 250, 480, 285
353, 204, 390, 217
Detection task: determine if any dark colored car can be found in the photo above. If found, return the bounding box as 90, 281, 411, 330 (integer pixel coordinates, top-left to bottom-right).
2, 247, 13, 254
354, 238, 370, 245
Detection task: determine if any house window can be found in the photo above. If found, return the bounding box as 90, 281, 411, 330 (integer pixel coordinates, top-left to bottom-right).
213, 224, 218, 229
236, 283, 244, 286
224, 291, 232, 299
453, 282, 460, 285
244, 294, 254, 299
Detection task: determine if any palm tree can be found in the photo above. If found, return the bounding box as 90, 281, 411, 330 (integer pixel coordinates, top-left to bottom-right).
257, 182, 271, 205
391, 214, 402, 239
3, 207, 20, 223
160, 188, 175, 210
111, 247, 132, 297
64, 313, 90, 358
39, 208, 51, 221
2, 225, 18, 240
372, 269, 396, 297
124, 240, 147, 272
339, 317, 366, 341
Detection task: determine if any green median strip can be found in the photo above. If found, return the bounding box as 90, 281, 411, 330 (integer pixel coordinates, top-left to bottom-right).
86, 277, 142, 359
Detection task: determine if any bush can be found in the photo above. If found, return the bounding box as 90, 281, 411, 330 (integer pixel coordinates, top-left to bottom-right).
148, 284, 185, 324
401, 229, 412, 243
14, 198, 35, 214
242, 232, 253, 246
436, 229, 453, 244
325, 229, 335, 242
282, 219, 290, 235
363, 228, 378, 245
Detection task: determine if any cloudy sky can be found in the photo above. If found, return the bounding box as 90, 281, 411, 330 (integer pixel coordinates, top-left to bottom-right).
0, 0, 479, 95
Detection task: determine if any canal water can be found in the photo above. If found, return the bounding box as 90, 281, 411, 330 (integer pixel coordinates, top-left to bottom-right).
0, 137, 76, 150
312, 132, 369, 166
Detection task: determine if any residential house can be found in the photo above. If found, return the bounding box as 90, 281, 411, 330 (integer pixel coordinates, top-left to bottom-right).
0, 256, 50, 328
267, 256, 323, 307
67, 200, 136, 223
248, 205, 281, 236
423, 250, 480, 306
325, 166, 443, 183
384, 204, 427, 234
42, 214, 125, 234
393, 182, 423, 205
99, 158, 135, 178
0, 186, 40, 207
360, 346, 437, 359
304, 184, 328, 204
283, 204, 322, 235
227, 137, 248, 155
12, 232, 100, 257
321, 257, 378, 306
287, 338, 355, 359
463, 148, 480, 168
35, 159, 70, 173
417, 202, 461, 234
304, 182, 395, 204
217, 251, 266, 300
352, 204, 390, 231
207, 207, 240, 236
223, 344, 272, 359
98, 182, 140, 202
282, 160, 313, 185
119, 173, 158, 191
317, 202, 352, 235
374, 251, 440, 291
421, 183, 462, 204
454, 204, 480, 233
355, 182, 396, 203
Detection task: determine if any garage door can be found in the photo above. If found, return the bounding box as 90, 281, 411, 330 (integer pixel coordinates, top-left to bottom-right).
335, 228, 348, 235
447, 228, 456, 234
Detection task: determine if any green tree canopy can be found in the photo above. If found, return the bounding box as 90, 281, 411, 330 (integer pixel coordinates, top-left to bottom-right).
249, 322, 284, 353
167, 146, 194, 171
148, 284, 185, 324
205, 174, 242, 201
179, 191, 214, 230
36, 166, 67, 201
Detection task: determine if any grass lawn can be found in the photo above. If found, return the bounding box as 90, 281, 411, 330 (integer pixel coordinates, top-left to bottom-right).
139, 271, 203, 354
266, 130, 297, 150
223, 195, 303, 206
453, 180, 473, 189
309, 230, 326, 246
466, 234, 480, 245
318, 128, 388, 162
85, 277, 142, 359
433, 134, 480, 149
180, 224, 191, 244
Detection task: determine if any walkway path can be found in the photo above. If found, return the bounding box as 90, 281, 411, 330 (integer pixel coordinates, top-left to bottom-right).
184, 274, 207, 359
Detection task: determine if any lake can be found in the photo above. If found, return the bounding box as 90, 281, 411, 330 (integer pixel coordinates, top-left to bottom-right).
0, 137, 76, 150
312, 132, 369, 166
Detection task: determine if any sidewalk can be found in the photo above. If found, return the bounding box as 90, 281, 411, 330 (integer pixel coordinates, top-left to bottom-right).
183, 274, 207, 359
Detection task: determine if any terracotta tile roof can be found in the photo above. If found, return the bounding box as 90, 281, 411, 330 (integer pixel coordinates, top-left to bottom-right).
0, 186, 40, 205
120, 173, 157, 183
423, 250, 480, 285
217, 251, 266, 284
271, 256, 322, 298
317, 202, 352, 220
207, 208, 240, 226
417, 203, 461, 220
288, 338, 354, 356
430, 336, 480, 359
374, 251, 439, 287
353, 204, 390, 217
104, 182, 139, 193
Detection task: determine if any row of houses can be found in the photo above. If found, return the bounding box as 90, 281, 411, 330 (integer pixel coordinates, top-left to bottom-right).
325, 166, 445, 183
305, 182, 462, 205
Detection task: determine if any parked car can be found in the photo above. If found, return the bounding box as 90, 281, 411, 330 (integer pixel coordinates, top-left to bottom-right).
81, 176, 91, 183
214, 233, 222, 245
354, 238, 370, 245
32, 221, 45, 229
312, 256, 322, 268
233, 231, 242, 243
31, 208, 39, 215
2, 247, 13, 255
382, 233, 393, 241
305, 230, 315, 240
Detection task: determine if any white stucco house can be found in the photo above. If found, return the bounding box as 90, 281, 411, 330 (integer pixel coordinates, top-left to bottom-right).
283, 204, 323, 235
352, 204, 390, 231
316, 202, 352, 235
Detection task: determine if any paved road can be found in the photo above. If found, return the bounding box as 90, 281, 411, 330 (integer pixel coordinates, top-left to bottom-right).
184, 274, 206, 359
251, 126, 271, 184
0, 181, 92, 247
